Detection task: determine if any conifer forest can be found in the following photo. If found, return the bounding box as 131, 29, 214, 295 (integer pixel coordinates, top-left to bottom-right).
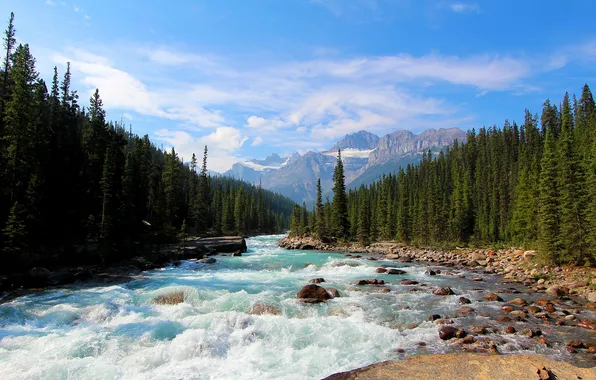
0, 13, 294, 271
291, 87, 596, 266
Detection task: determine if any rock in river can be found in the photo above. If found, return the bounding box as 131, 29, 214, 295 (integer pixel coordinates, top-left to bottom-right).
297, 284, 332, 303
433, 287, 455, 296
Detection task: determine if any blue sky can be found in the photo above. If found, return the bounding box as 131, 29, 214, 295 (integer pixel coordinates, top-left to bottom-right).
2, 0, 596, 171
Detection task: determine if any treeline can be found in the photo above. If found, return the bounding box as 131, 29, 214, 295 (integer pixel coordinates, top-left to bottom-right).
0, 13, 293, 270
291, 85, 596, 265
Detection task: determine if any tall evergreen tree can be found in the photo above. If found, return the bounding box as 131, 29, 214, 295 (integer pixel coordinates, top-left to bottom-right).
331, 150, 349, 239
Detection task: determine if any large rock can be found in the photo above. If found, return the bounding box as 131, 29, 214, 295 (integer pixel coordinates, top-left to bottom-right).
297, 284, 332, 303
546, 286, 565, 298
326, 288, 341, 298
433, 287, 455, 296
153, 291, 185, 305
438, 326, 458, 340
322, 354, 596, 380
385, 268, 406, 275
247, 303, 281, 315
483, 293, 504, 302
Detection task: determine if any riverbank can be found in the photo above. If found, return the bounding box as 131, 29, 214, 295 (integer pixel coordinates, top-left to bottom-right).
0, 236, 247, 303
323, 353, 596, 379
278, 236, 596, 303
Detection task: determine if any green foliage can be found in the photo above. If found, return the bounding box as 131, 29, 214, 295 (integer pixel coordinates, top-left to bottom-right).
0, 14, 295, 271
294, 85, 596, 266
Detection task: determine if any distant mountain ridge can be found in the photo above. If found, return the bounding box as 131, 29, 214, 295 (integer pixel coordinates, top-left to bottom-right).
224, 128, 467, 205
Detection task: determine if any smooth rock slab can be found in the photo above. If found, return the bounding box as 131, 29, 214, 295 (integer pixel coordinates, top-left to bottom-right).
322, 354, 596, 380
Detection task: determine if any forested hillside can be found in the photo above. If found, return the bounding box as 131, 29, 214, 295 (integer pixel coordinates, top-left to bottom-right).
291, 86, 596, 266
0, 13, 294, 271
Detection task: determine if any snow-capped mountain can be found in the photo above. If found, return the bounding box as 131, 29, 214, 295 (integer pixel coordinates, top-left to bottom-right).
224, 128, 467, 205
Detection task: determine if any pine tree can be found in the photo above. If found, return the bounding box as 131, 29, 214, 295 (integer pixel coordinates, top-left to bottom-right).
556, 93, 588, 263
196, 145, 209, 233
357, 195, 371, 246
538, 125, 561, 262
290, 204, 302, 236
315, 178, 327, 239
0, 12, 16, 119
331, 150, 349, 239
234, 188, 246, 235
300, 202, 309, 234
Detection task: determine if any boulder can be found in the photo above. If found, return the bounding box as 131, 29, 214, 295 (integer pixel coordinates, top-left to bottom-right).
459, 297, 472, 304
247, 303, 281, 315
375, 268, 387, 273
483, 293, 504, 302
198, 257, 216, 264
438, 326, 458, 340
425, 270, 437, 276
297, 284, 332, 303
231, 250, 242, 257
385, 268, 406, 275
546, 286, 565, 298
309, 278, 325, 284
458, 306, 475, 314
504, 326, 516, 334
428, 314, 441, 321
433, 287, 455, 296
509, 298, 528, 306
355, 279, 385, 286
401, 279, 419, 285
153, 291, 184, 305
325, 288, 341, 298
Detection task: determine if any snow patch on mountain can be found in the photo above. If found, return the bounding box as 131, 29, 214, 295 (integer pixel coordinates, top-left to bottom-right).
322, 148, 375, 158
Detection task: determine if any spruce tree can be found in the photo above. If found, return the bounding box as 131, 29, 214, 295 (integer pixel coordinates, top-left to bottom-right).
315, 178, 327, 239
357, 195, 370, 246
538, 126, 561, 262
331, 150, 349, 239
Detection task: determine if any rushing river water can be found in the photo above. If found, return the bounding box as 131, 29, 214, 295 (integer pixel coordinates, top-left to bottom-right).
0, 235, 594, 379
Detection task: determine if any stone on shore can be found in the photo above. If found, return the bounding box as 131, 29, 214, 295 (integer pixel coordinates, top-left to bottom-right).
483, 293, 504, 302
322, 354, 595, 380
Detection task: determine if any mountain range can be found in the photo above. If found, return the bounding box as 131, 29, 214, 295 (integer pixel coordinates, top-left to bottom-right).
224, 128, 467, 206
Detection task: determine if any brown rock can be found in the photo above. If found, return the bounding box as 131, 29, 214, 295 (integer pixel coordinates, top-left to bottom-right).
438, 326, 458, 340
502, 306, 513, 313
153, 291, 185, 305
247, 303, 281, 315
546, 286, 565, 297
504, 326, 516, 334
428, 314, 441, 321
459, 297, 471, 304
385, 268, 406, 275
321, 354, 596, 379
401, 279, 419, 285
375, 268, 387, 273
509, 298, 528, 306
325, 288, 341, 298
567, 340, 585, 349
483, 293, 504, 302
433, 287, 455, 296
526, 306, 541, 314
545, 304, 556, 313
309, 278, 326, 284
425, 270, 437, 276
520, 328, 541, 338
461, 335, 475, 344
297, 284, 332, 302
509, 310, 527, 319
458, 306, 475, 314
472, 326, 487, 335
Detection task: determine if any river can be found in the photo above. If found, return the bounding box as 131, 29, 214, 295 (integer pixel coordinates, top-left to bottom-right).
0, 235, 593, 379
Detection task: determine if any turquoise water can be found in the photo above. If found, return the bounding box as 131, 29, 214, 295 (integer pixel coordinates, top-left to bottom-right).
0, 235, 585, 379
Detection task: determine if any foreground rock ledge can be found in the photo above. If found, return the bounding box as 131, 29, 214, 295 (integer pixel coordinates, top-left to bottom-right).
322, 354, 596, 380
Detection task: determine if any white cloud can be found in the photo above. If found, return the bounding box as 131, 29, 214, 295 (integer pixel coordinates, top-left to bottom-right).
48, 42, 543, 166
251, 136, 264, 146
153, 127, 248, 172
449, 3, 479, 13
45, 0, 56, 6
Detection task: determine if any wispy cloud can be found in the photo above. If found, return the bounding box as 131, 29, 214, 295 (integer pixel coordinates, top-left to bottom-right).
49, 43, 541, 170
449, 3, 480, 13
